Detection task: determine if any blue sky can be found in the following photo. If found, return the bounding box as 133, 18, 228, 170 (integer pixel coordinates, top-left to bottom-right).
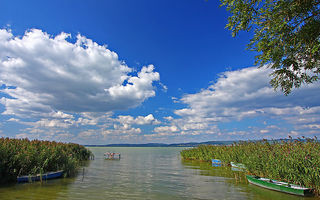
0, 0, 319, 144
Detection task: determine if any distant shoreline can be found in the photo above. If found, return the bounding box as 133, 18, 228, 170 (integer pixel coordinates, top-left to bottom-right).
84, 141, 234, 147
84, 138, 310, 148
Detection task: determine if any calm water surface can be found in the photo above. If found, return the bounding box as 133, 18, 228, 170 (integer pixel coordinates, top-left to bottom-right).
0, 147, 317, 200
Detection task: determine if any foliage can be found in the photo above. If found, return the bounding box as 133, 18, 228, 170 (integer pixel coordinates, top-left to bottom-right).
181, 137, 320, 195
0, 138, 93, 183
220, 0, 320, 95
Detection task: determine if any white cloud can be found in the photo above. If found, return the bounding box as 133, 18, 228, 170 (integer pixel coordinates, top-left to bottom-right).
76, 117, 98, 126
114, 123, 132, 130
175, 66, 320, 123
0, 29, 160, 117
49, 111, 74, 119
78, 130, 100, 138
77, 112, 114, 127
7, 118, 20, 122
260, 129, 269, 134
299, 124, 320, 129
164, 116, 174, 121
168, 66, 320, 139
15, 128, 74, 142
159, 82, 168, 92
31, 118, 74, 128
136, 114, 160, 125
181, 123, 208, 131
117, 114, 160, 125
154, 125, 179, 133
8, 110, 163, 144
102, 127, 141, 136
15, 133, 39, 139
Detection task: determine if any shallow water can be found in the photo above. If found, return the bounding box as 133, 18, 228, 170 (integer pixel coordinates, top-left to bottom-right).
0, 147, 317, 199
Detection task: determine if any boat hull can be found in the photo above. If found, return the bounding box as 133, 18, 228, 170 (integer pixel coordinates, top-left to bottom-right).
230, 162, 246, 171
246, 175, 313, 196
17, 170, 64, 183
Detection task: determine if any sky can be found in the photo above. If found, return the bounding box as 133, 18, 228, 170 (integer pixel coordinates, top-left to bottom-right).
0, 0, 319, 144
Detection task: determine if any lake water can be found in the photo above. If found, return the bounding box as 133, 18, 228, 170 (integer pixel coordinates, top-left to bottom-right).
0, 147, 316, 200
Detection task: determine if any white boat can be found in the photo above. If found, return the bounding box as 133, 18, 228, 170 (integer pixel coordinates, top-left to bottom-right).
104, 152, 121, 160
230, 162, 246, 171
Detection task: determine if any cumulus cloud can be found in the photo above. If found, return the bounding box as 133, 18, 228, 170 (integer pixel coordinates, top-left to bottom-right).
154, 125, 179, 133
175, 66, 320, 121
163, 116, 174, 121
172, 66, 320, 138
102, 127, 142, 136
12, 111, 162, 144
7, 118, 20, 122
0, 29, 160, 117
78, 130, 100, 140
117, 114, 160, 125
15, 128, 74, 142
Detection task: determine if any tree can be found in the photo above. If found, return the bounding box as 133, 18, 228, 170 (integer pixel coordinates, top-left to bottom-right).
221, 0, 320, 95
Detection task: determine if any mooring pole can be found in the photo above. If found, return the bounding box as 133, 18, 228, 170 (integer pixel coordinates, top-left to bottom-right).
82, 168, 85, 181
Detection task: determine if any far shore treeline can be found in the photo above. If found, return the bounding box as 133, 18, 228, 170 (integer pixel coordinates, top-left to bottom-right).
180, 137, 320, 195
0, 137, 93, 184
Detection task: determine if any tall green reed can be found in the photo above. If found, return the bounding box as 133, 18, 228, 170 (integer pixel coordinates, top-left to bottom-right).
180, 137, 320, 195
0, 137, 93, 183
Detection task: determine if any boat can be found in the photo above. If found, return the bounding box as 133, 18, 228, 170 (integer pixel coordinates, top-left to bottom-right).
104, 152, 121, 160
246, 175, 314, 196
212, 159, 222, 167
230, 162, 246, 171
17, 170, 64, 183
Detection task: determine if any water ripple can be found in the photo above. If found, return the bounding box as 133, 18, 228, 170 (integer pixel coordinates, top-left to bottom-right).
0, 147, 315, 200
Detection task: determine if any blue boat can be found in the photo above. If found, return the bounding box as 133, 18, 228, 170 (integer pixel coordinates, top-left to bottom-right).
17, 170, 64, 183
212, 159, 222, 167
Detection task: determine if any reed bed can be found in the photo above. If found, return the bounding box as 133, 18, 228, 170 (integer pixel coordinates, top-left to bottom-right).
180, 137, 320, 195
0, 137, 93, 183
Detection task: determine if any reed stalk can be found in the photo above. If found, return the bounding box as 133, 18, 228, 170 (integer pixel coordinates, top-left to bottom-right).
180, 137, 320, 195
0, 137, 93, 184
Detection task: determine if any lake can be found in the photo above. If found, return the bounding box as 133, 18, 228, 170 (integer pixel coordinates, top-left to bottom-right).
0, 147, 316, 199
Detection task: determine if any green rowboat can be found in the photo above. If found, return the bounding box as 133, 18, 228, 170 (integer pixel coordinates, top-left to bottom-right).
246, 175, 314, 196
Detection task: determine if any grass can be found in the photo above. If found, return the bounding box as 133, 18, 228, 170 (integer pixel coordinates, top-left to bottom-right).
0, 137, 93, 183
180, 137, 320, 195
